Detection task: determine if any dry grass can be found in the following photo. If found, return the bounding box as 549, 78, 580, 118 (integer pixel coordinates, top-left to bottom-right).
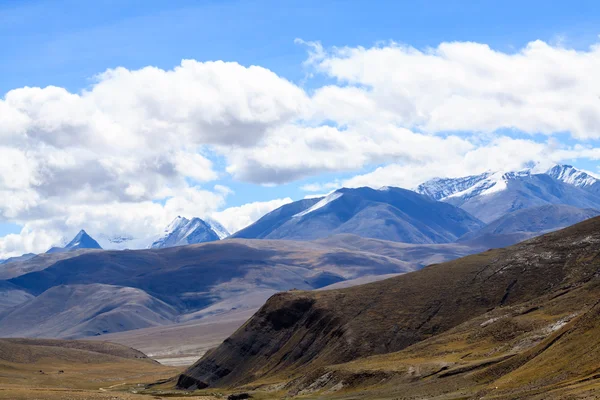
174, 217, 600, 399
0, 338, 199, 400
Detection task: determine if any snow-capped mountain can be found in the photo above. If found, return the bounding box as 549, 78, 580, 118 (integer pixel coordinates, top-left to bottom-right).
416, 165, 600, 223
546, 164, 600, 192
231, 186, 484, 243
46, 230, 103, 254
150, 216, 229, 249
415, 173, 496, 201
416, 169, 535, 203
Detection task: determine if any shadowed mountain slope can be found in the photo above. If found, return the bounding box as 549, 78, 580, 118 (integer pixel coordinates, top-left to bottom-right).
230, 198, 322, 239
9, 239, 416, 311
3, 238, 452, 341
0, 281, 34, 313
458, 204, 600, 244
0, 284, 178, 339
0, 249, 102, 280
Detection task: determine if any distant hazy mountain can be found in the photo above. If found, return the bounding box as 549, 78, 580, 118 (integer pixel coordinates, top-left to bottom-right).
150, 216, 229, 249
417, 165, 600, 223
0, 250, 98, 280
46, 230, 102, 254
459, 204, 600, 246
231, 187, 483, 243
4, 236, 452, 340
0, 253, 35, 265
0, 281, 34, 314
0, 284, 178, 339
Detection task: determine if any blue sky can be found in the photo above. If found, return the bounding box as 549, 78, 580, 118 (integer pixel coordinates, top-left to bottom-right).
2, 0, 600, 254
3, 0, 599, 94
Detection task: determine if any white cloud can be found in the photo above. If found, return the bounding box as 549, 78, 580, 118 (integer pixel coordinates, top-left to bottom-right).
340, 137, 553, 190
212, 198, 293, 234
307, 40, 600, 138
0, 59, 309, 257
4, 39, 600, 256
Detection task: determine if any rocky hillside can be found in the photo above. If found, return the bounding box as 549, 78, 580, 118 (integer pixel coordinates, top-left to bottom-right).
177, 217, 600, 398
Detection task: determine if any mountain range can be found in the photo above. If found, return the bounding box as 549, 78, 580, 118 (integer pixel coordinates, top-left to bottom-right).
230, 164, 600, 246
7, 164, 598, 259
416, 164, 600, 222
3, 237, 445, 339
3, 163, 600, 353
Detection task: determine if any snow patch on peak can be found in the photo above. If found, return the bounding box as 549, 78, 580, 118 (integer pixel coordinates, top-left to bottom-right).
205, 218, 230, 239
418, 168, 537, 202
165, 216, 189, 232
293, 192, 344, 218
547, 165, 599, 188
417, 172, 496, 202
151, 216, 221, 249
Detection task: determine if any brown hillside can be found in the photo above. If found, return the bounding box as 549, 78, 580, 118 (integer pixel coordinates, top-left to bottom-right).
177, 216, 600, 398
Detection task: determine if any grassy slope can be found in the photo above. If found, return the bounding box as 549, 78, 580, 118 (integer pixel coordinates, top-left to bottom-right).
177, 217, 600, 399
0, 338, 185, 400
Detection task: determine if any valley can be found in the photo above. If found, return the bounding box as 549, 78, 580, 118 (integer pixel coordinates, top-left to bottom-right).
2, 165, 600, 398
4, 6, 600, 398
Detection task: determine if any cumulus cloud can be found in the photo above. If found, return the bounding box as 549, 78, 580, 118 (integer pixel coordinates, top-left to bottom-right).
224, 39, 600, 185
211, 198, 293, 234
0, 60, 308, 257
4, 39, 600, 256
307, 40, 600, 138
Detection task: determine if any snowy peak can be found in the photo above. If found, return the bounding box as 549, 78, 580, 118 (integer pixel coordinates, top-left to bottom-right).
65, 230, 100, 249
417, 166, 589, 204
416, 172, 502, 202
417, 164, 600, 223
546, 164, 599, 188
204, 218, 230, 239
46, 230, 102, 254
150, 216, 226, 249
165, 216, 189, 234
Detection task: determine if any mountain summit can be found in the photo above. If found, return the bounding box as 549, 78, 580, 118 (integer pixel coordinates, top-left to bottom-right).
150, 216, 229, 249
46, 230, 102, 254
546, 164, 600, 193
417, 165, 600, 222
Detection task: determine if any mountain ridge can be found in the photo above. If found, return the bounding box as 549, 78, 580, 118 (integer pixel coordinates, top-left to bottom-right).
417, 164, 600, 222
231, 186, 484, 243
